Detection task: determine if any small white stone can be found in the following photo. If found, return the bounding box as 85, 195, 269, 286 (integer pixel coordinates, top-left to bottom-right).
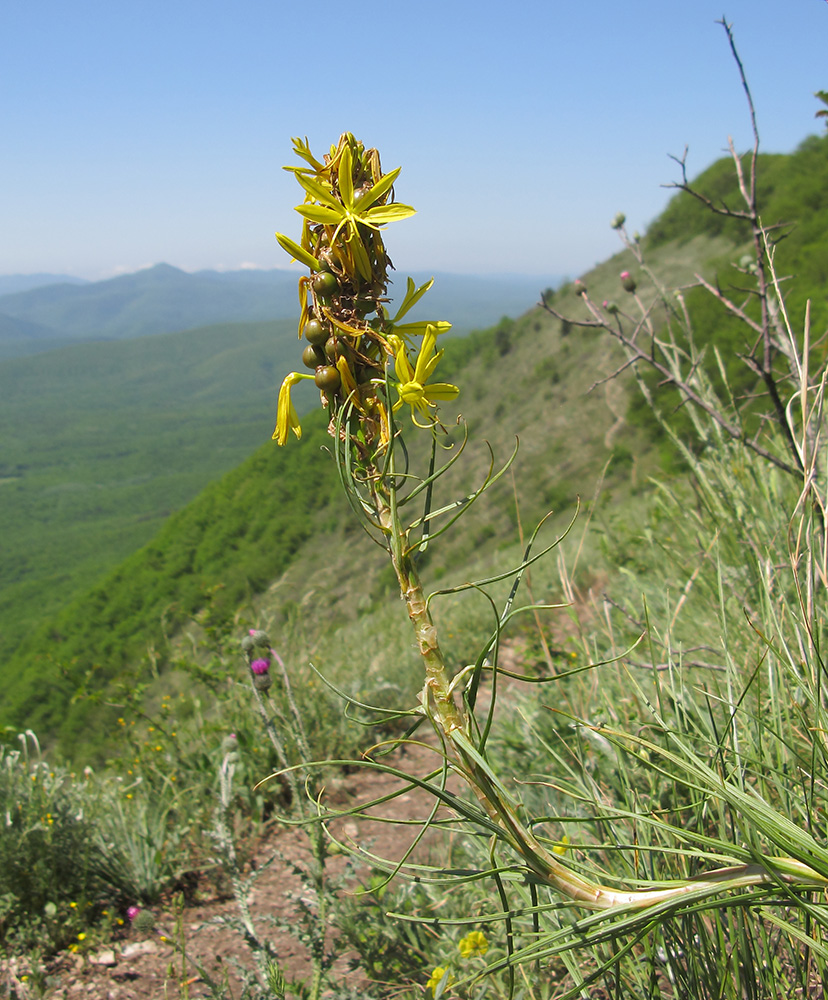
89, 949, 117, 966
121, 940, 158, 958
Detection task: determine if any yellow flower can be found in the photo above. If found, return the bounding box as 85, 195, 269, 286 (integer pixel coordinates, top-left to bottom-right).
553, 834, 570, 856
458, 930, 488, 958
77, 932, 86, 941
273, 372, 313, 446
393, 325, 459, 426
426, 966, 455, 996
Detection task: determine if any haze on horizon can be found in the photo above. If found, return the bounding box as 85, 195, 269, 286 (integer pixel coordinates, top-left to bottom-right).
3, 0, 826, 282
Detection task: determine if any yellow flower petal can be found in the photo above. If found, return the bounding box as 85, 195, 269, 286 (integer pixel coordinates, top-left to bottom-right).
458, 930, 489, 958
273, 372, 313, 446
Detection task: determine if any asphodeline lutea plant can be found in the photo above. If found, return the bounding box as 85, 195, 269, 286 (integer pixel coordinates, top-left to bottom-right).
273, 132, 457, 452
269, 133, 828, 972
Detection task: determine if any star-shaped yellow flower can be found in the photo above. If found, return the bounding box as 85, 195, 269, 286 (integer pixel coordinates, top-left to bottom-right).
393, 325, 459, 426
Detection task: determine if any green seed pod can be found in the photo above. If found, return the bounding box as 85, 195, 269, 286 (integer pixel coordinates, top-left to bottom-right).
302, 344, 325, 369
324, 336, 338, 361
312, 271, 339, 300
304, 319, 328, 346
354, 294, 375, 317
314, 365, 342, 392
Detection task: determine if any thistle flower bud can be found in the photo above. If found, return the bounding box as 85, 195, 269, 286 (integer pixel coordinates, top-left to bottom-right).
574, 279, 587, 296
602, 300, 619, 314
610, 212, 626, 230
249, 656, 272, 691
620, 271, 637, 293
248, 629, 270, 646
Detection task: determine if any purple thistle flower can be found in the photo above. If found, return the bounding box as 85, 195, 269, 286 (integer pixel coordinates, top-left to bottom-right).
127, 905, 141, 922
250, 658, 271, 675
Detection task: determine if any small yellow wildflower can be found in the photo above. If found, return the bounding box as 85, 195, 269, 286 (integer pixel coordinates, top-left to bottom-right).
458, 930, 488, 958
77, 932, 86, 941
393, 325, 459, 426
426, 966, 455, 997
69, 901, 77, 909
553, 834, 570, 856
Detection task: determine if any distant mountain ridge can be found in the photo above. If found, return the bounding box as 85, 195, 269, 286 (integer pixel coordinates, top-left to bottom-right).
0, 273, 89, 296
0, 264, 559, 360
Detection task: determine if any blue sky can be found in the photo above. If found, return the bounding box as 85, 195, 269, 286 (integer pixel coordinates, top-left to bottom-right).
3, 0, 826, 282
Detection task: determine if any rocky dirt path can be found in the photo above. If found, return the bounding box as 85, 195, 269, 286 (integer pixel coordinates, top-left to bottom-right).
7, 739, 456, 1000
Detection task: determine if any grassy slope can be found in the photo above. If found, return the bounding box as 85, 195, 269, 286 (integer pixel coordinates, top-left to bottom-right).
4, 132, 826, 757
0, 274, 560, 674
0, 319, 306, 661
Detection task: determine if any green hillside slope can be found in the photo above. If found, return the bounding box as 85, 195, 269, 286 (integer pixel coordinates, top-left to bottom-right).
0, 319, 303, 664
